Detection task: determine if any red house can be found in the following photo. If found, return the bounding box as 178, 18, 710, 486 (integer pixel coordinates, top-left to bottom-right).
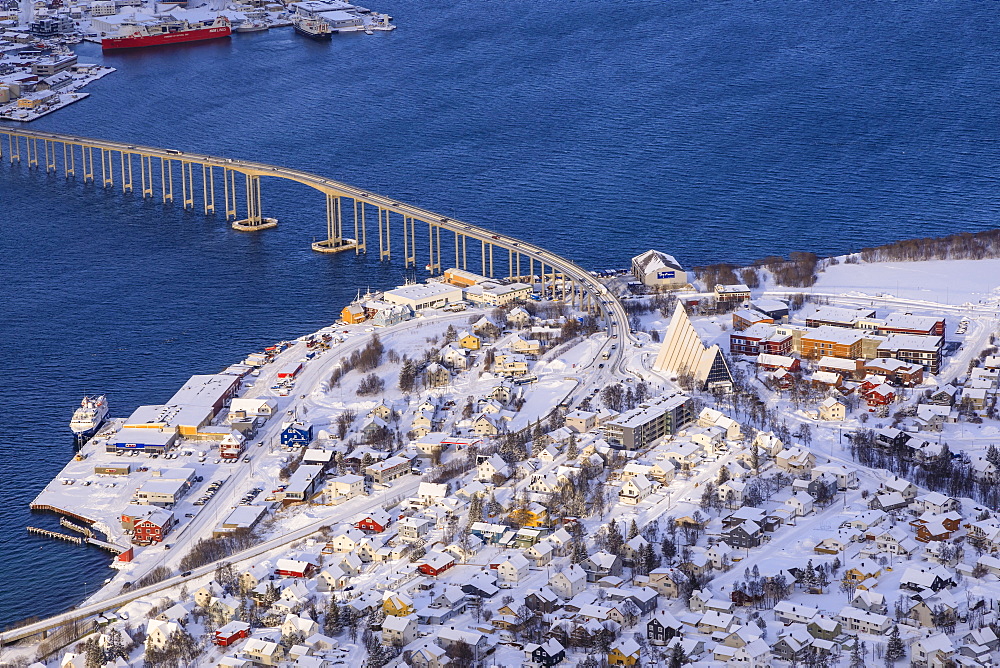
214, 621, 251, 646
354, 509, 392, 534
275, 558, 315, 578
864, 383, 895, 408
132, 509, 174, 545
417, 551, 456, 577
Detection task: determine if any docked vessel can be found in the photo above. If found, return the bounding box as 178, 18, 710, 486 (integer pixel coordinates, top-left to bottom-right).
293, 15, 333, 39
236, 20, 269, 33
70, 395, 109, 440
101, 15, 231, 50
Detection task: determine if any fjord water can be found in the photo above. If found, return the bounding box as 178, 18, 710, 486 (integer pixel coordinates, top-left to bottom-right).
3, 0, 1000, 625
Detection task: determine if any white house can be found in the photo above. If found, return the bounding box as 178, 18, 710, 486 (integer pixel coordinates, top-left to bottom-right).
497, 553, 531, 583
619, 475, 654, 505
549, 565, 586, 599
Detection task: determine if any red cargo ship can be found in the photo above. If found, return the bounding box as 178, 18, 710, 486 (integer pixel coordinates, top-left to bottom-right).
102, 15, 231, 50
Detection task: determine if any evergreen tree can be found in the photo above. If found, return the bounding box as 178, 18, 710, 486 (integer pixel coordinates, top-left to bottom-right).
486, 492, 503, 518
988, 444, 1000, 469
398, 359, 416, 393
667, 642, 687, 668
323, 599, 341, 636
83, 636, 104, 668
105, 627, 128, 662
567, 433, 579, 460
444, 324, 458, 343
628, 519, 640, 541
749, 442, 760, 472
468, 493, 484, 523
849, 639, 867, 668
717, 465, 730, 485
885, 625, 904, 663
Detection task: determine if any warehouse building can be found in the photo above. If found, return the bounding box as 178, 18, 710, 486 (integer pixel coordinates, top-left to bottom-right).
631, 250, 687, 288
382, 283, 464, 310
106, 427, 178, 454
603, 392, 694, 450
464, 281, 532, 307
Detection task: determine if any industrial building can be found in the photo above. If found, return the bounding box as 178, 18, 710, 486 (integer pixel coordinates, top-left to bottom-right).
382, 283, 464, 310
631, 250, 687, 288
603, 393, 694, 450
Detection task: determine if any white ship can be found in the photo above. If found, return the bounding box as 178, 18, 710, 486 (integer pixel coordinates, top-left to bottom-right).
70, 395, 109, 439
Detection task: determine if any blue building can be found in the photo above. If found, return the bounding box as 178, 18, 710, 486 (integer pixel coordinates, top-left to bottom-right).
281, 422, 313, 447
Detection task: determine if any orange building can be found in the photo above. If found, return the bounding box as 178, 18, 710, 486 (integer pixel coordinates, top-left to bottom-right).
800, 326, 865, 360
341, 303, 366, 324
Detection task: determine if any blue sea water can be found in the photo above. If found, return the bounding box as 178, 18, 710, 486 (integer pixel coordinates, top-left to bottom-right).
3, 0, 1000, 626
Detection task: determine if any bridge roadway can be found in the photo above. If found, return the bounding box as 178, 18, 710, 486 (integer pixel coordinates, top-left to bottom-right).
0, 128, 629, 328
1, 128, 637, 646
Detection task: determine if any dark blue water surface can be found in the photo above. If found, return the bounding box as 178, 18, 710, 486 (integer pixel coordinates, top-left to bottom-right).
3, 0, 1000, 626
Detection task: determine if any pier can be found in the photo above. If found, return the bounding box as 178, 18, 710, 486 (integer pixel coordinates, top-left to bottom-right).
0, 128, 625, 321
26, 527, 83, 545
59, 517, 93, 539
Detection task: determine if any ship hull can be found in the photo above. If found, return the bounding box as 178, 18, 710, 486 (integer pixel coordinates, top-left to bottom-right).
294, 24, 333, 40
102, 25, 231, 50
71, 415, 107, 441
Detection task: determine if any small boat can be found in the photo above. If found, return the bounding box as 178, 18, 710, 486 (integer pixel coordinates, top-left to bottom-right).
70, 395, 109, 441
236, 20, 269, 33
293, 14, 333, 39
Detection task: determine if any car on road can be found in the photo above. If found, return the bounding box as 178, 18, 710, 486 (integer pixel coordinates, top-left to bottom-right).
185, 513, 194, 517
598, 363, 605, 368
181, 571, 192, 577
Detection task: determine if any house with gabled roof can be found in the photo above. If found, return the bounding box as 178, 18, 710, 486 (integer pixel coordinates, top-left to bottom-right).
549, 565, 586, 599
581, 551, 622, 582
619, 475, 654, 505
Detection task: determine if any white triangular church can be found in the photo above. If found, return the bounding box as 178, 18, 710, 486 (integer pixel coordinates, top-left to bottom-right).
653, 303, 733, 392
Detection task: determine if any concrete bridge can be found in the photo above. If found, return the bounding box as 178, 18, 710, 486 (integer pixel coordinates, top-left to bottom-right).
1, 128, 626, 321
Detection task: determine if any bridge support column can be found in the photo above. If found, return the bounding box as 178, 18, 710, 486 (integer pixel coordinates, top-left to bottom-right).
160, 158, 173, 203
378, 208, 391, 261
224, 168, 237, 219
454, 231, 460, 270
83, 146, 94, 183
427, 223, 441, 274
140, 156, 152, 197
63, 142, 74, 178
481, 240, 486, 275
313, 193, 357, 253
27, 136, 39, 168
7, 133, 19, 164
101, 148, 113, 187
120, 152, 133, 194
44, 140, 56, 173
202, 164, 215, 214
181, 162, 194, 208
353, 199, 367, 254
232, 174, 276, 231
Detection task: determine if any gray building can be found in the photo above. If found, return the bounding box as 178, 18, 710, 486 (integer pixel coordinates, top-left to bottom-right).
603, 393, 694, 450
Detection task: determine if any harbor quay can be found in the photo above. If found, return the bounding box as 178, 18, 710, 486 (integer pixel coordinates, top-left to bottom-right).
0, 0, 395, 121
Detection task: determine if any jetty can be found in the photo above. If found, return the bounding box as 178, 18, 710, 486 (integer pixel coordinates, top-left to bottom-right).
26, 527, 83, 545
60, 517, 94, 539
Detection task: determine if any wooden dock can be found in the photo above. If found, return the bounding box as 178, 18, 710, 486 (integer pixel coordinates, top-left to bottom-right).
27, 527, 83, 545
29, 503, 97, 525
60, 517, 94, 539
86, 538, 128, 555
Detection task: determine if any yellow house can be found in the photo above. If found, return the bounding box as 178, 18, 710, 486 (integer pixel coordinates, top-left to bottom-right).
843, 561, 882, 584
459, 332, 481, 350
382, 592, 414, 617
508, 502, 548, 528
608, 638, 641, 666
